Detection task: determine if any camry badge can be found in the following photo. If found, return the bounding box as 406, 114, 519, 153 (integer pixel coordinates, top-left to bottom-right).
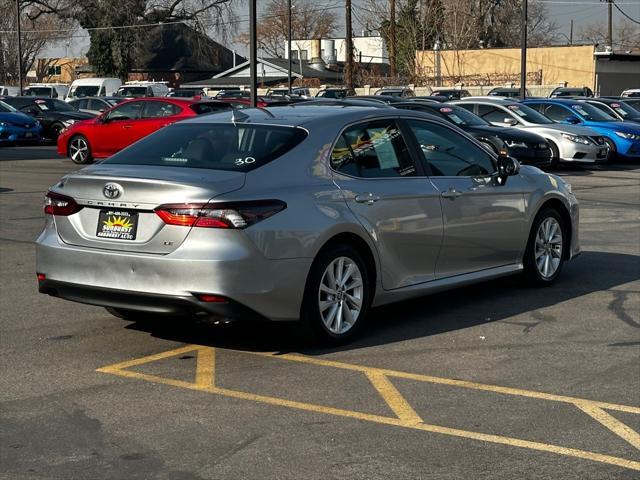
103, 183, 123, 199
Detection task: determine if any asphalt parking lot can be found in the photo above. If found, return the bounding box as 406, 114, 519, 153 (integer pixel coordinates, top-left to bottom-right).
1, 145, 639, 480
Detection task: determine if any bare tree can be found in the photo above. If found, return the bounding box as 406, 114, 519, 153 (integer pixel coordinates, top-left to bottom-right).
0, 0, 74, 85
578, 19, 640, 49
237, 0, 338, 58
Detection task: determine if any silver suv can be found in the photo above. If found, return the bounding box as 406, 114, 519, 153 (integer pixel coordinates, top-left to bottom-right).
453, 98, 608, 165
37, 106, 579, 344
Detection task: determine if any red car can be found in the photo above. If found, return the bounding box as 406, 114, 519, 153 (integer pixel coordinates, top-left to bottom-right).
57, 97, 231, 164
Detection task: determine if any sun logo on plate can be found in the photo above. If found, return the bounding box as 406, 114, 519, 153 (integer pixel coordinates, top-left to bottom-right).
103, 216, 133, 229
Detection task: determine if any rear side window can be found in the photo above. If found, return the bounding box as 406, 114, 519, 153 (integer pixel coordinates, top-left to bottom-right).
190, 103, 232, 115
143, 101, 181, 118
103, 124, 307, 172
331, 120, 416, 178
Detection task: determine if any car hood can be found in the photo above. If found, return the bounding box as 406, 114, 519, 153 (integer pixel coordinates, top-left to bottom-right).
468, 125, 546, 143
532, 123, 601, 136
582, 120, 640, 134
0, 111, 37, 125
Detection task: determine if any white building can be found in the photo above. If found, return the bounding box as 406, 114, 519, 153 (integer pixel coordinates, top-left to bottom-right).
286, 36, 388, 65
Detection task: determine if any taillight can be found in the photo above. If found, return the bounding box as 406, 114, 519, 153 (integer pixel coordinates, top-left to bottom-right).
155, 200, 286, 229
44, 191, 82, 216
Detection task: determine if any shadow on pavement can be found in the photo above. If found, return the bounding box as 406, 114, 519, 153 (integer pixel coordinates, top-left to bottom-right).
126, 250, 640, 355
0, 145, 59, 161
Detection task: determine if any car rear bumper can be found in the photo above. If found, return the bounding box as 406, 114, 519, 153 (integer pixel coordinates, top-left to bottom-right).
0, 127, 42, 143
36, 224, 312, 321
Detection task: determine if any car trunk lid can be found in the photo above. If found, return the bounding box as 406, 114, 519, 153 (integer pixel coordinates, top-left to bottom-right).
52, 165, 245, 254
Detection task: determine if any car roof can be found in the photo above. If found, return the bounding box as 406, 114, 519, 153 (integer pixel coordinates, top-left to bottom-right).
180, 104, 445, 128
523, 98, 580, 105
454, 97, 515, 104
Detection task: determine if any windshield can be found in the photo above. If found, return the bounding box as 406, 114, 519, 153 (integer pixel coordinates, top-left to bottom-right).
33, 98, 76, 112
24, 87, 52, 96
505, 104, 554, 124
117, 86, 147, 97
0, 100, 16, 112
70, 85, 100, 98
103, 123, 308, 172
437, 105, 488, 126
569, 103, 616, 122
604, 101, 639, 119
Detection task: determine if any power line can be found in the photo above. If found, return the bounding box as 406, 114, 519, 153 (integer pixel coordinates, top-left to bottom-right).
612, 0, 640, 24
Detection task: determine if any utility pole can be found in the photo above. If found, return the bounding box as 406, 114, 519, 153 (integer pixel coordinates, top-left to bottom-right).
520, 0, 527, 100
607, 0, 613, 48
249, 0, 257, 107
15, 0, 23, 95
389, 0, 396, 78
569, 19, 573, 45
345, 0, 354, 91
287, 0, 292, 94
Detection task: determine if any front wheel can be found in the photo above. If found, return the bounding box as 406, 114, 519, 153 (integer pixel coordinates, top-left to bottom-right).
523, 208, 566, 285
68, 135, 93, 164
301, 244, 372, 345
603, 137, 617, 163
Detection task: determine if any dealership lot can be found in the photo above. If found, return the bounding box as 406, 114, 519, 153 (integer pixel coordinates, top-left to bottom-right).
1, 146, 639, 479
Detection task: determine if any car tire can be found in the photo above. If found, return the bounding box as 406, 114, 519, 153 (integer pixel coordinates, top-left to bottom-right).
300, 244, 372, 345
523, 207, 566, 286
603, 137, 617, 163
548, 141, 561, 169
68, 135, 93, 164
49, 122, 65, 141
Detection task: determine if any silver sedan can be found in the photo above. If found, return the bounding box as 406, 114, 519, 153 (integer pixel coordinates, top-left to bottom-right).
453, 98, 608, 166
36, 106, 580, 344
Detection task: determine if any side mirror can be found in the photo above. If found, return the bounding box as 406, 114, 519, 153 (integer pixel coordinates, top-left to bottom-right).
503, 117, 518, 126
564, 116, 580, 124
496, 154, 520, 184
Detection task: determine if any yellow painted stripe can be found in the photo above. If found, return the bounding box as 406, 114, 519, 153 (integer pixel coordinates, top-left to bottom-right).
576, 402, 640, 451
97, 345, 202, 374
195, 347, 215, 388
99, 364, 640, 472
365, 371, 422, 424
247, 351, 640, 415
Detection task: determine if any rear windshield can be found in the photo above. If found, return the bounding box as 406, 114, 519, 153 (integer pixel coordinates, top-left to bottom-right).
436, 105, 488, 126
103, 123, 308, 172
0, 100, 16, 112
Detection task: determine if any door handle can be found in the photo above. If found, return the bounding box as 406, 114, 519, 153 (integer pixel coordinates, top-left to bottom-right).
355, 193, 381, 205
441, 188, 462, 199
122, 125, 133, 129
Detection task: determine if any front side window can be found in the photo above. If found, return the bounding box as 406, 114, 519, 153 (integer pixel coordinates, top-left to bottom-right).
331, 120, 417, 178
536, 104, 572, 122
407, 120, 495, 177
569, 103, 616, 122
103, 124, 307, 171
477, 104, 514, 124
71, 86, 100, 98
106, 102, 143, 121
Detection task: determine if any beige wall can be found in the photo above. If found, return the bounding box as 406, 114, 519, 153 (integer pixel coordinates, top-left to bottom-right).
27, 57, 88, 84
416, 45, 596, 88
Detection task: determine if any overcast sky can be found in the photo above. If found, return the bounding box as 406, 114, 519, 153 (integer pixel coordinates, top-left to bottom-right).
44, 0, 640, 58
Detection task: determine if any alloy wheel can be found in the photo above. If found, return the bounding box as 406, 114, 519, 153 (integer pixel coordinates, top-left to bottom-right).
534, 217, 563, 279
318, 256, 363, 335
69, 137, 89, 164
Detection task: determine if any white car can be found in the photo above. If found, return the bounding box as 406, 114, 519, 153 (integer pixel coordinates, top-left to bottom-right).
621, 88, 640, 98
23, 83, 69, 99
65, 78, 122, 102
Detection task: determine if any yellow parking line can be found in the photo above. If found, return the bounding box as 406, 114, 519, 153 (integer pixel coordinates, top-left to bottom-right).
365, 371, 423, 425
248, 351, 640, 415
97, 345, 640, 472
576, 402, 640, 451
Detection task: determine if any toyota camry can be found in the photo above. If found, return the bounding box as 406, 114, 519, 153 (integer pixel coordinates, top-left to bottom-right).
36, 106, 580, 344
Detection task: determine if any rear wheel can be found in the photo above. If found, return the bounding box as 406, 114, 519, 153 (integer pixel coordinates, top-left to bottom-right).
523, 208, 566, 286
68, 135, 93, 164
301, 244, 372, 345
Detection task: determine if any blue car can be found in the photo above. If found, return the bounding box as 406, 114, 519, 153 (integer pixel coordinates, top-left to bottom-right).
523, 98, 640, 161
0, 100, 43, 144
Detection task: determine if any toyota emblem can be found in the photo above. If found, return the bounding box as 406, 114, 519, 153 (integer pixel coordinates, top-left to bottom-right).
103, 183, 122, 199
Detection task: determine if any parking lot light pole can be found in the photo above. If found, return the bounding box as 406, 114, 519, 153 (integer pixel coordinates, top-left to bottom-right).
249, 0, 257, 107
520, 0, 528, 100
16, 0, 23, 95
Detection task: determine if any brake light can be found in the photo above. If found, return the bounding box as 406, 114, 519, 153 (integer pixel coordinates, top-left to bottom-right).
155, 200, 286, 229
37, 273, 46, 281
195, 294, 228, 303
44, 191, 82, 216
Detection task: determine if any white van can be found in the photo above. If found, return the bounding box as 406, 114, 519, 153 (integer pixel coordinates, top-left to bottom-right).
23, 83, 69, 99
0, 85, 20, 96
115, 81, 170, 98
65, 78, 122, 101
